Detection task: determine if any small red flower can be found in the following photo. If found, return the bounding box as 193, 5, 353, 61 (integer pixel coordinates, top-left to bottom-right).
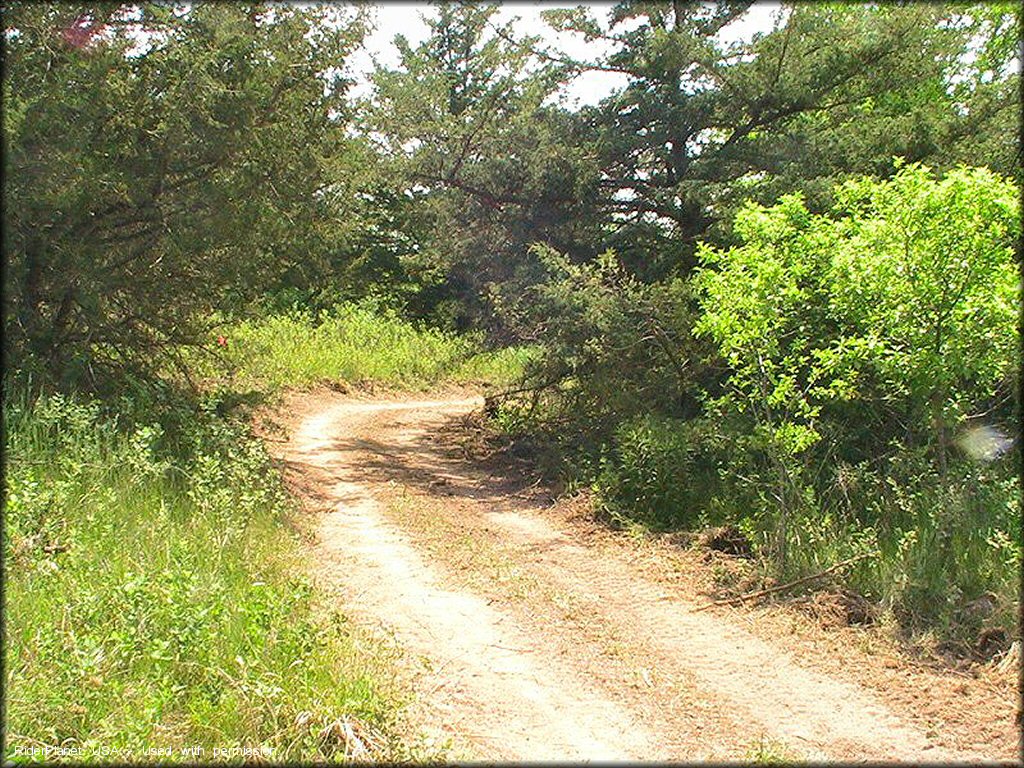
216, 335, 228, 348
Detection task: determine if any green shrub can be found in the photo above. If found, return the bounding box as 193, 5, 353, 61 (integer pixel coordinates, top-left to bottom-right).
595, 415, 723, 530
541, 168, 1022, 641
501, 247, 711, 450
678, 163, 1020, 639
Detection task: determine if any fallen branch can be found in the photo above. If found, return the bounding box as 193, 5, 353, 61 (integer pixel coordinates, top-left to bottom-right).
693, 551, 877, 612
484, 376, 564, 411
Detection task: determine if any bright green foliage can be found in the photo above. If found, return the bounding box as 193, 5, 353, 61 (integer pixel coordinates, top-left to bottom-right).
682, 164, 1019, 628
541, 2, 1020, 278
829, 164, 1019, 446
695, 193, 833, 460
3, 393, 421, 761
200, 302, 529, 391
695, 164, 1019, 463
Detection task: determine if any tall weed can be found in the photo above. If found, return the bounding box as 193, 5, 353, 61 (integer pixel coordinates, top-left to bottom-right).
4, 392, 420, 761
590, 412, 1020, 644
197, 301, 527, 390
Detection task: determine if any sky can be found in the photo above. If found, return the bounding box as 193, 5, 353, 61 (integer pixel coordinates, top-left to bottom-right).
346, 2, 786, 105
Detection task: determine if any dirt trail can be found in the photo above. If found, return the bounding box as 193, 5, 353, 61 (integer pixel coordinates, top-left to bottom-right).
269, 390, 1018, 763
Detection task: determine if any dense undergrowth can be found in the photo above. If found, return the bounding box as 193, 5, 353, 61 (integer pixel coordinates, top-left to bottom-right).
593, 413, 1020, 642
499, 366, 1020, 656
3, 389, 426, 762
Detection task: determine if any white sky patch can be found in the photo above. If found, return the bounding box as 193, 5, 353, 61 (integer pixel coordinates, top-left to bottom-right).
348, 2, 782, 106
719, 2, 788, 46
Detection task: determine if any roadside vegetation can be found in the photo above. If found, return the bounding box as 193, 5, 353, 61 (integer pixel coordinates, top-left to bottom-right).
199, 301, 533, 392
4, 302, 520, 761
499, 164, 1020, 650
3, 390, 420, 761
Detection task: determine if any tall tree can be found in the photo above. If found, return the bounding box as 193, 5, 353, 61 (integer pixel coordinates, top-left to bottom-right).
3, 3, 367, 388
539, 1, 1021, 279
366, 2, 599, 332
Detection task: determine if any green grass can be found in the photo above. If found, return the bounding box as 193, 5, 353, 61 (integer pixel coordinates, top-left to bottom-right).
744, 735, 800, 764
3, 392, 427, 762
198, 303, 532, 391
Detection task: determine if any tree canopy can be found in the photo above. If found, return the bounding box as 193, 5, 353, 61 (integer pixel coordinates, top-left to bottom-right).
3, 3, 367, 387
532, 2, 1020, 279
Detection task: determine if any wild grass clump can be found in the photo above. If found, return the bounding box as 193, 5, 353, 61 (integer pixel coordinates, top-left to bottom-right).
449, 344, 538, 388
201, 301, 529, 390
3, 391, 420, 762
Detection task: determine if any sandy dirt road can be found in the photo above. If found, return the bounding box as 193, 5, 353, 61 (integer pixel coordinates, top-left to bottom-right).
267, 389, 1019, 762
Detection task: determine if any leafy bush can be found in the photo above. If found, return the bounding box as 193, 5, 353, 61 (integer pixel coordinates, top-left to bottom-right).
518, 163, 1020, 642
4, 392, 416, 761
495, 247, 711, 452
692, 161, 1019, 554
595, 415, 724, 530
694, 163, 1018, 471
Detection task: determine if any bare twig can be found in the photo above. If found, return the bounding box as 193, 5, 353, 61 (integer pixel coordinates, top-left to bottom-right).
693, 551, 877, 612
